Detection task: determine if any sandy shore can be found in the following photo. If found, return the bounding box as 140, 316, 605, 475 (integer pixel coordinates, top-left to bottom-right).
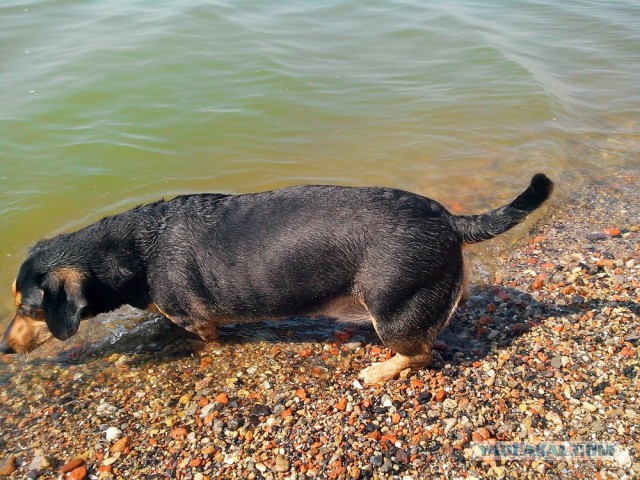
0, 171, 638, 480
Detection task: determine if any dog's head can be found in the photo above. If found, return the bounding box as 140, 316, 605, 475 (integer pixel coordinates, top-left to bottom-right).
1, 254, 87, 354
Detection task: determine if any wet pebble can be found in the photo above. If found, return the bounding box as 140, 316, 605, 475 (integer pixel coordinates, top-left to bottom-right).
104, 426, 122, 441
274, 454, 290, 472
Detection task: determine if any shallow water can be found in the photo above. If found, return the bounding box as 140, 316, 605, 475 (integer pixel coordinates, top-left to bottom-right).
1, 1, 639, 353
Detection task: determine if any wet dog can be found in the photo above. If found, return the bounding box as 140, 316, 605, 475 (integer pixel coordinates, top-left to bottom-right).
1, 174, 552, 383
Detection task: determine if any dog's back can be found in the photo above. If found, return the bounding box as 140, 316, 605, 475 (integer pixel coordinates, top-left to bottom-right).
148, 185, 460, 322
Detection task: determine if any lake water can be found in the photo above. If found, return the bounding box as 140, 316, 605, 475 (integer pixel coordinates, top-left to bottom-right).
1, 0, 639, 336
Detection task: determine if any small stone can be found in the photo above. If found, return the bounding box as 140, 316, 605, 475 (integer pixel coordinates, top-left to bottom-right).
582, 402, 598, 412
336, 398, 348, 411
214, 392, 229, 405
485, 370, 496, 387
60, 458, 85, 474
432, 340, 447, 351
201, 445, 215, 456
298, 348, 313, 358
96, 402, 118, 416
512, 323, 529, 334
443, 418, 457, 433
170, 427, 188, 438
250, 404, 271, 417
442, 398, 457, 410
194, 376, 213, 390
200, 402, 216, 417
223, 453, 239, 465
417, 391, 432, 403
105, 427, 122, 441
28, 455, 52, 471
395, 448, 409, 464
496, 290, 511, 301
532, 273, 546, 289
380, 457, 393, 473
102, 454, 120, 466
344, 341, 362, 351
110, 436, 130, 453
0, 455, 17, 476
410, 379, 425, 388
67, 465, 88, 480
435, 389, 447, 402
614, 448, 632, 468
550, 356, 563, 369
274, 454, 290, 472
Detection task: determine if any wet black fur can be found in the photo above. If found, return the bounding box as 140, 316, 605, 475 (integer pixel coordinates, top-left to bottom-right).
9, 174, 553, 354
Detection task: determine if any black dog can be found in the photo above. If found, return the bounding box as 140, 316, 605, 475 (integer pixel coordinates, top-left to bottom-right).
1, 174, 552, 383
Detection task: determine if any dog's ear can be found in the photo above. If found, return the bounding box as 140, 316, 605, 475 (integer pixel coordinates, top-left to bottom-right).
41, 268, 87, 340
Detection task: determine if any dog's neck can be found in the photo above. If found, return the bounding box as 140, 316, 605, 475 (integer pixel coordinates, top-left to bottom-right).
36, 204, 166, 315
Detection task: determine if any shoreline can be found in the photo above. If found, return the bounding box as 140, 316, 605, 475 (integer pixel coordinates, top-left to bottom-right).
1, 172, 638, 479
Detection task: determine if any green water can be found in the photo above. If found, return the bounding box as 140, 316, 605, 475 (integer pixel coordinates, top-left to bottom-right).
1, 0, 639, 324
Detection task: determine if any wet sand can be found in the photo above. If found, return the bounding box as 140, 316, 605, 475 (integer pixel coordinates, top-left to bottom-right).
0, 171, 638, 479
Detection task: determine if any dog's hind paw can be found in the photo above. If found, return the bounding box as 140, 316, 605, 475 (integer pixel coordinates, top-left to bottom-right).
358, 362, 400, 385
359, 352, 432, 384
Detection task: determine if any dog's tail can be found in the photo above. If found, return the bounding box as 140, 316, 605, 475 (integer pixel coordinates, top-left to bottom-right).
449, 173, 554, 244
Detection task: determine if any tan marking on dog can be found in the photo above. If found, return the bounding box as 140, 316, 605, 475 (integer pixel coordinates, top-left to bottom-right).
313, 295, 372, 325
147, 302, 219, 342
12, 278, 22, 306
53, 267, 85, 288
459, 257, 470, 306
1, 313, 53, 354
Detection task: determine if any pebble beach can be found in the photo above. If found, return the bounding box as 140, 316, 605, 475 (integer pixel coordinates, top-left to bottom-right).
0, 171, 638, 480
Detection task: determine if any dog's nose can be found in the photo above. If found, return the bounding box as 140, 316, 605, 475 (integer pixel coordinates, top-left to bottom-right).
0, 341, 15, 355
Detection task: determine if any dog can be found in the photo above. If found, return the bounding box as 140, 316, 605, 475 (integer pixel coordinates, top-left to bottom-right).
0, 174, 552, 383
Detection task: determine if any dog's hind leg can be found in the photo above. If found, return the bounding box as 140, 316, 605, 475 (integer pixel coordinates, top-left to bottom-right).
359, 282, 464, 385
